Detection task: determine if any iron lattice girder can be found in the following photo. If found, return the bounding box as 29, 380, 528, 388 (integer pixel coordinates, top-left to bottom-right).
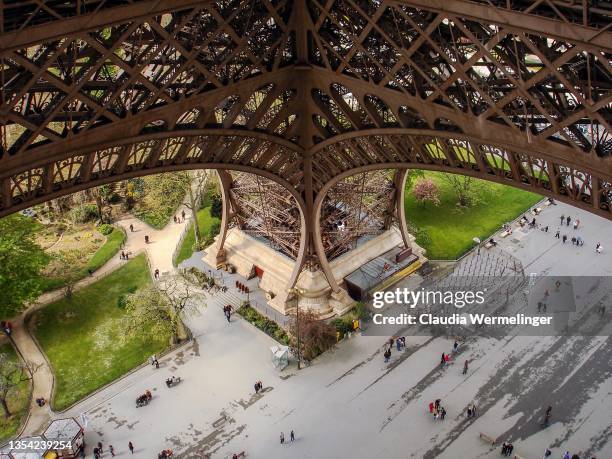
321, 169, 398, 260
227, 171, 303, 258
0, 0, 611, 219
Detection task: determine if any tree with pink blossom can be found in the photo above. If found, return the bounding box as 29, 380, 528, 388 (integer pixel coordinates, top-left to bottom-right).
413, 178, 441, 206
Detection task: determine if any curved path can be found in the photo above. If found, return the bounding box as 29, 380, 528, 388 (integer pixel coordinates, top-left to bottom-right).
8, 201, 194, 438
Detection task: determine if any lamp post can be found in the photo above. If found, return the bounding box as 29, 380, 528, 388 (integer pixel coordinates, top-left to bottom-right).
288, 287, 302, 370
473, 237, 481, 256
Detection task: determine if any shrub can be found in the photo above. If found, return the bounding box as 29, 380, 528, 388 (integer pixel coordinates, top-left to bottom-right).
70, 204, 99, 223
353, 301, 367, 320
237, 303, 289, 345
97, 223, 114, 236
116, 286, 138, 309
209, 220, 221, 237
331, 318, 352, 336
210, 193, 223, 219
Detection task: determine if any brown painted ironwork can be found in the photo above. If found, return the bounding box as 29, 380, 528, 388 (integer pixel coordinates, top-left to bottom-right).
0, 0, 611, 290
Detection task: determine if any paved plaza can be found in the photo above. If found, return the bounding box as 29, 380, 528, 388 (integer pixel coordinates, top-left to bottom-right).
50, 202, 611, 459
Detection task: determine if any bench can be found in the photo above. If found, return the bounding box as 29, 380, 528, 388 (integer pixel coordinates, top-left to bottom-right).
479, 432, 497, 445
514, 455, 526, 459
484, 242, 495, 249
531, 207, 542, 216
499, 230, 511, 238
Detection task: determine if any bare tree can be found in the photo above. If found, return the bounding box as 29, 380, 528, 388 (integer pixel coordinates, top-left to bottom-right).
441, 173, 477, 207
123, 276, 205, 343
53, 249, 88, 298
289, 310, 336, 363
0, 352, 39, 418
180, 171, 211, 247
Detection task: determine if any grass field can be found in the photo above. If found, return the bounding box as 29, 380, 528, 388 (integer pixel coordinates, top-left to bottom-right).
40, 227, 126, 292
32, 254, 170, 411
0, 343, 30, 443
175, 206, 221, 265
405, 172, 542, 259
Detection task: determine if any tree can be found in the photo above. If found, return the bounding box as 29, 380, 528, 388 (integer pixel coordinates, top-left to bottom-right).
0, 351, 38, 418
136, 172, 190, 227
413, 178, 441, 206
0, 214, 49, 318
404, 169, 425, 190
90, 185, 115, 223
123, 276, 204, 343
53, 249, 88, 298
210, 193, 223, 219
178, 171, 210, 246
441, 173, 477, 207
289, 309, 336, 362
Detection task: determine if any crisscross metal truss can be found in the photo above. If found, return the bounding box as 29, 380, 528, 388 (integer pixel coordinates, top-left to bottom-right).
227, 171, 302, 258
321, 169, 397, 260
0, 0, 611, 220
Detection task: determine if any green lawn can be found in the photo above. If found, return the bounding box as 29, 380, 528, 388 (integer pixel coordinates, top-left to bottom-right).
0, 343, 30, 443
31, 254, 170, 411
40, 227, 126, 293
405, 172, 542, 259
86, 227, 126, 272
174, 206, 221, 265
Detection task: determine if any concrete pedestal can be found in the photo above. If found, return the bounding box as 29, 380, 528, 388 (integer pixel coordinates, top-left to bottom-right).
204, 227, 424, 318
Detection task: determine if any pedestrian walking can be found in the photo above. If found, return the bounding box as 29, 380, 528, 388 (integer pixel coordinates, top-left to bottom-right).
562, 234, 567, 243
384, 348, 391, 363
129, 223, 134, 232
555, 229, 560, 238
396, 339, 401, 352
543, 447, 552, 458
173, 216, 177, 223
596, 242, 603, 253
109, 445, 115, 457
452, 341, 459, 354
182, 210, 186, 221
463, 359, 468, 374
440, 352, 446, 368
129, 441, 134, 454
290, 430, 295, 442
93, 447, 100, 459
563, 452, 570, 459
573, 219, 579, 229
542, 405, 552, 427
254, 381, 259, 393
435, 399, 441, 411
566, 215, 571, 226
440, 407, 446, 420
97, 442, 103, 453
121, 250, 125, 260
154, 268, 160, 279
145, 235, 149, 244
560, 215, 565, 225
280, 432, 285, 444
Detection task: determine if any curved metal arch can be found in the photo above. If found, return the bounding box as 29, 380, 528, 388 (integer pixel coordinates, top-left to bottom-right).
312, 131, 611, 216
2, 125, 304, 178
215, 169, 308, 290
314, 157, 611, 290
308, 127, 606, 174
